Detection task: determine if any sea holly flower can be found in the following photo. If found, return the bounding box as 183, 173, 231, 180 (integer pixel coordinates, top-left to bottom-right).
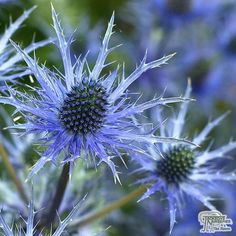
0, 6, 49, 82
0, 5, 193, 182
135, 80, 236, 233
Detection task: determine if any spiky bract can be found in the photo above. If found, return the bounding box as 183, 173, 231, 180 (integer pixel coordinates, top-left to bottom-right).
0, 7, 49, 82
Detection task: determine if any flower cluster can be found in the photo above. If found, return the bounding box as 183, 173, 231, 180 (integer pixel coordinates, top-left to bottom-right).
0, 3, 236, 235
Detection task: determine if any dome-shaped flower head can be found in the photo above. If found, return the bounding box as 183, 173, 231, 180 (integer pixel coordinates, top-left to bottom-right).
0, 5, 193, 182
0, 6, 50, 83
135, 80, 236, 233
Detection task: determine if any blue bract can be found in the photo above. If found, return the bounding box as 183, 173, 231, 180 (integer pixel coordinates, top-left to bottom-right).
0, 198, 85, 236
0, 5, 193, 182
0, 6, 49, 82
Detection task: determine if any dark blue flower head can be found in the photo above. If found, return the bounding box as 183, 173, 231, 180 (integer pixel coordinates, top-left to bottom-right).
0, 7, 49, 83
135, 80, 236, 233
0, 5, 193, 182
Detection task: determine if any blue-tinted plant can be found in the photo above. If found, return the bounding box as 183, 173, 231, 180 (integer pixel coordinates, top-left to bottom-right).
134, 80, 236, 233
120, 0, 236, 110
204, 6, 236, 107
0, 7, 49, 82
154, 0, 230, 27
0, 198, 87, 236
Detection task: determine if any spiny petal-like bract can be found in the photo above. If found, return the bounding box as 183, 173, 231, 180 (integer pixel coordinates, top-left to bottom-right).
0, 6, 49, 82
0, 198, 85, 236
